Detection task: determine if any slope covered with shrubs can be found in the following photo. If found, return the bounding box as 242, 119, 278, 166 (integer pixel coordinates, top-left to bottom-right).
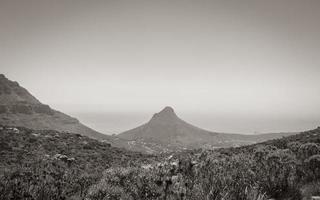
88, 128, 320, 200
0, 126, 154, 200
1, 125, 320, 199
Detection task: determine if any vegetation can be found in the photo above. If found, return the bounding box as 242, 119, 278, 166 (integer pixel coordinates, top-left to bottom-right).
87, 127, 320, 200
0, 125, 320, 199
0, 126, 154, 200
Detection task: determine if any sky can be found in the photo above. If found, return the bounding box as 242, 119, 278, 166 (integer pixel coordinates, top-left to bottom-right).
1, 0, 320, 134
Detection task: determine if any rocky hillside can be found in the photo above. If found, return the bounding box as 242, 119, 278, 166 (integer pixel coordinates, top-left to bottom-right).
0, 74, 110, 140
117, 106, 297, 153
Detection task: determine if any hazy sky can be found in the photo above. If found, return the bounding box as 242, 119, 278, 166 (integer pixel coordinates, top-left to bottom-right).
1, 0, 320, 133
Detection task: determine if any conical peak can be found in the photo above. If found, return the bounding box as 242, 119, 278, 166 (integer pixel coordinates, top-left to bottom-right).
161, 106, 174, 114
150, 106, 179, 122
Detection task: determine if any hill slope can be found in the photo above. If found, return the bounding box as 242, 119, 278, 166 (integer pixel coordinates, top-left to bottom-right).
0, 74, 109, 140
86, 127, 320, 200
0, 125, 155, 199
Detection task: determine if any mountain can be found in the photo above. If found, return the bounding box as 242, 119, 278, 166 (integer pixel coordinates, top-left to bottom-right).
117, 106, 297, 153
0, 74, 109, 140
0, 74, 297, 153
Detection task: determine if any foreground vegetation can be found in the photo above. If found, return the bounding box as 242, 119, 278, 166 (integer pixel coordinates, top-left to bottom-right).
0, 126, 154, 200
0, 126, 319, 199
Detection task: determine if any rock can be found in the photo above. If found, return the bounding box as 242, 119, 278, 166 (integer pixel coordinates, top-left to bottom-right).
141, 164, 152, 170
6, 127, 20, 133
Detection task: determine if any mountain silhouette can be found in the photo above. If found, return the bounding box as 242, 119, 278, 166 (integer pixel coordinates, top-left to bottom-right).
0, 74, 109, 140
119, 106, 219, 144
118, 106, 296, 153
0, 74, 296, 153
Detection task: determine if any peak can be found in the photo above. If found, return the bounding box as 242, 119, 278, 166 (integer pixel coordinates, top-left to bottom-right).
0, 74, 7, 80
0, 74, 20, 87
150, 106, 179, 123
0, 74, 16, 85
0, 74, 40, 104
160, 106, 175, 113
